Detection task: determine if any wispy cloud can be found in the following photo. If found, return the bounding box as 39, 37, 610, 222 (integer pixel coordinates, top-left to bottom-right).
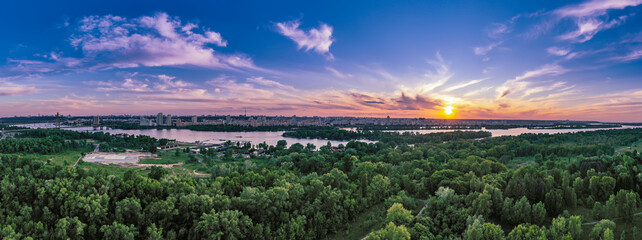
487, 14, 521, 38
0, 77, 38, 96
155, 75, 191, 89
412, 52, 452, 93
206, 75, 274, 98
547, 47, 571, 56
497, 64, 570, 99
474, 41, 502, 56
246, 76, 296, 91
513, 64, 569, 82
40, 96, 99, 110
443, 78, 486, 92
97, 78, 156, 93
463, 86, 493, 97
275, 20, 334, 59
326, 67, 353, 79
0, 84, 37, 96
554, 0, 640, 42
555, 0, 642, 18
609, 49, 642, 62
558, 16, 629, 42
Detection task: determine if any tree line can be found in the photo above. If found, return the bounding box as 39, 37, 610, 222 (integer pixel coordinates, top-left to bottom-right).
282, 128, 491, 144
0, 127, 641, 239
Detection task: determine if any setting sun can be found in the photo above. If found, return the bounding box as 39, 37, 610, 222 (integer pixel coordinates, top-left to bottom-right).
444, 106, 454, 115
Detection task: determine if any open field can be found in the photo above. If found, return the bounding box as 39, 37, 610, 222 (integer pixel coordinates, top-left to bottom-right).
617, 139, 642, 154
0, 148, 90, 166
139, 150, 192, 164
83, 152, 149, 163
324, 203, 386, 240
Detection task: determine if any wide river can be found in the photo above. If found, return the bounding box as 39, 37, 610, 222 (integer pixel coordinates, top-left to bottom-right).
15, 123, 642, 147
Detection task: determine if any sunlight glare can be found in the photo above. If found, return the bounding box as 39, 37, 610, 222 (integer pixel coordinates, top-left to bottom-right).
444, 106, 454, 115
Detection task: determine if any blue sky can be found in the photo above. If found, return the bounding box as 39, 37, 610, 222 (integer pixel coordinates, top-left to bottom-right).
1, 0, 641, 121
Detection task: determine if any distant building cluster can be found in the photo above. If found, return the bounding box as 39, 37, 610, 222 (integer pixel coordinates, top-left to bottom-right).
19, 113, 598, 129
140, 113, 197, 126
139, 114, 322, 127
134, 114, 577, 128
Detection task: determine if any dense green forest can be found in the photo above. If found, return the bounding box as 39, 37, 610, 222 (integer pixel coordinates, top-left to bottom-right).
0, 124, 28, 131
0, 128, 641, 239
283, 128, 491, 143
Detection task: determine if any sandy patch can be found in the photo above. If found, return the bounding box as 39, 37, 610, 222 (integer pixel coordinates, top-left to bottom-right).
84, 152, 151, 163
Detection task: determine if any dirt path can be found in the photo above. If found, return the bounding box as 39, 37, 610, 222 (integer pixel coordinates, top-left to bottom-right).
192, 169, 209, 177
113, 162, 184, 169
415, 200, 429, 218
73, 155, 83, 167
582, 211, 642, 225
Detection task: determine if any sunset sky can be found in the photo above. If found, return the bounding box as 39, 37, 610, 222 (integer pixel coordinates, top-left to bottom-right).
1, 0, 641, 121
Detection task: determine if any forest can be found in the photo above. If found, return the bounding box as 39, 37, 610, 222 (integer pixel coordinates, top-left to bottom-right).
0, 128, 641, 239
282, 128, 491, 143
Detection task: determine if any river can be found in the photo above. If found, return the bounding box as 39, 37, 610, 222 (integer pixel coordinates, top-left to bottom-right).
16, 123, 368, 147
378, 125, 642, 137
14, 123, 642, 147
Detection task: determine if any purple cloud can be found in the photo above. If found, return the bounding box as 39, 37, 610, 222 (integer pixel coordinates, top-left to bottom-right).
275, 20, 335, 59
69, 12, 256, 70
0, 84, 37, 96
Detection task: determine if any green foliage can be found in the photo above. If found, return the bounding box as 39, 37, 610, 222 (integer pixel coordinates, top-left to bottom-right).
55, 217, 86, 239
0, 127, 641, 239
384, 203, 413, 226
148, 166, 169, 180
531, 202, 547, 225
284, 129, 492, 144
545, 189, 564, 217
590, 220, 616, 240
507, 224, 547, 240
589, 176, 616, 202
465, 222, 505, 240
100, 221, 137, 240
145, 224, 162, 240
194, 209, 255, 240
547, 216, 582, 240
366, 222, 411, 240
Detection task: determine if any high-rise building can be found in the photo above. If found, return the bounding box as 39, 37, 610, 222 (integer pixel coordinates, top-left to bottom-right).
226, 115, 232, 124
289, 115, 297, 126
156, 112, 163, 125
192, 116, 198, 124
140, 116, 154, 126
92, 116, 100, 128
166, 114, 172, 126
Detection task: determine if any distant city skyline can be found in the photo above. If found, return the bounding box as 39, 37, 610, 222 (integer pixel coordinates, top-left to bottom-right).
1, 0, 641, 121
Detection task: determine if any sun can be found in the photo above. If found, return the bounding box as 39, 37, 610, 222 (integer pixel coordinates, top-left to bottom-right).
443, 106, 454, 115
438, 105, 456, 119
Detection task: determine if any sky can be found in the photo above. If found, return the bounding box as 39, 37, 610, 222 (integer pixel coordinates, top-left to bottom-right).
0, 0, 641, 121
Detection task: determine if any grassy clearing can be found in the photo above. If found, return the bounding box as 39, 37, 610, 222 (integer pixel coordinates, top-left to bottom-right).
505, 156, 536, 169
77, 162, 151, 177
617, 139, 642, 154
566, 206, 642, 240
0, 147, 91, 166
139, 151, 192, 164
325, 203, 386, 240
579, 213, 642, 240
